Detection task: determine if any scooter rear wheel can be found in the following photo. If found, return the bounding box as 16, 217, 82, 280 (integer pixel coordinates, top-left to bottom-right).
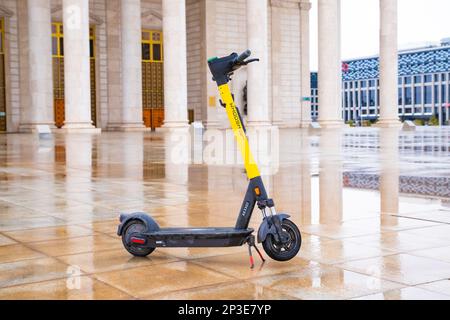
122, 220, 155, 257
262, 219, 301, 261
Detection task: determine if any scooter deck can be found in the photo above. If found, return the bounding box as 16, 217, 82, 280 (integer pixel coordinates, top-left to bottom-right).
141, 227, 254, 248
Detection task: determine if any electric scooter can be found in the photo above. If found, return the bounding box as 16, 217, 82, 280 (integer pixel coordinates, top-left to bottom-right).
117, 50, 302, 267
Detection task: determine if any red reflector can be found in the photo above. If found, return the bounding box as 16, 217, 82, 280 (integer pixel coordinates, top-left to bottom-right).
131, 237, 145, 245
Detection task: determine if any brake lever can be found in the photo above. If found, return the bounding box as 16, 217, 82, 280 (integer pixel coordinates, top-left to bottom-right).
244, 58, 260, 65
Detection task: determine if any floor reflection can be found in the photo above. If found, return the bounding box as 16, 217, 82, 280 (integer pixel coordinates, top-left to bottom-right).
1, 127, 450, 300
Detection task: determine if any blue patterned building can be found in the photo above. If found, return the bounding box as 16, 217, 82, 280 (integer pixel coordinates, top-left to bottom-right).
311, 41, 450, 125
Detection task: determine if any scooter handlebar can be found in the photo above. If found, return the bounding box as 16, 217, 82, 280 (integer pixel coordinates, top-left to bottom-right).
237, 50, 251, 63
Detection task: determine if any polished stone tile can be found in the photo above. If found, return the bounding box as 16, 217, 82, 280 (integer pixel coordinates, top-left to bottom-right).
0, 233, 16, 247
418, 280, 450, 297
0, 244, 44, 263
353, 287, 450, 300
1, 128, 450, 300
299, 239, 393, 265
338, 254, 450, 286
59, 249, 178, 274
4, 225, 94, 243
410, 245, 450, 264
345, 231, 449, 253
0, 276, 132, 300
0, 258, 71, 288
144, 281, 296, 300
251, 266, 402, 300
191, 252, 315, 280
0, 215, 67, 232
95, 261, 234, 298
403, 225, 450, 243
28, 235, 122, 257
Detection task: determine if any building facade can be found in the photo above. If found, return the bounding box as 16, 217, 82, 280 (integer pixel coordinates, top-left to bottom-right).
311, 42, 450, 125
0, 0, 400, 133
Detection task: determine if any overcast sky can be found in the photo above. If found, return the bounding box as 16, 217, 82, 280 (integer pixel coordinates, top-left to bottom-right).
309, 0, 450, 70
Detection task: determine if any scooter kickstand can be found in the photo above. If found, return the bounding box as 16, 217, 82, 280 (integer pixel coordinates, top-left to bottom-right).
248, 244, 255, 269
246, 236, 265, 269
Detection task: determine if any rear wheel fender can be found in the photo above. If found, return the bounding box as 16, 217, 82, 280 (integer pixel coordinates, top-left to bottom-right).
117, 212, 160, 236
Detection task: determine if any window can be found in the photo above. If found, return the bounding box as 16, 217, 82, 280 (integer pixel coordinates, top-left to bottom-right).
442, 85, 447, 103
355, 82, 359, 88
414, 87, 422, 104
424, 86, 432, 104
51, 23, 95, 58
361, 91, 367, 107
405, 76, 412, 84
344, 92, 349, 108
442, 74, 447, 82
369, 80, 375, 87
405, 87, 412, 105
434, 74, 440, 82
355, 92, 359, 107
414, 75, 422, 84
435, 85, 440, 105
398, 77, 403, 85
398, 88, 403, 105
142, 30, 163, 62
424, 75, 432, 83
369, 90, 375, 106
142, 43, 151, 60
361, 81, 367, 88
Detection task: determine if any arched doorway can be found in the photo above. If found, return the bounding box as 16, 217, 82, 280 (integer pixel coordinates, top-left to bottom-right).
51, 22, 97, 128
141, 30, 164, 130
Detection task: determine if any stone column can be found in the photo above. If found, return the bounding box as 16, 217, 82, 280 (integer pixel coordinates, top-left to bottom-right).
19, 0, 54, 132
62, 0, 100, 132
377, 0, 401, 127
317, 0, 343, 128
300, 1, 312, 128
162, 0, 189, 129
246, 0, 271, 127
202, 0, 221, 129
379, 128, 400, 215
319, 129, 343, 223
119, 0, 145, 130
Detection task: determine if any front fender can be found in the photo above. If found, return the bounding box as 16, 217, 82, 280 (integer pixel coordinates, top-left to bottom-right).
117, 212, 160, 236
257, 214, 290, 243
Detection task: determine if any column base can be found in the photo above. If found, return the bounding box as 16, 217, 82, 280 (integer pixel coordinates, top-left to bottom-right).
158, 121, 190, 132
300, 121, 313, 129
246, 121, 273, 128
203, 120, 223, 130
106, 123, 149, 132
157, 121, 190, 131
374, 120, 402, 128
58, 122, 101, 133
317, 120, 344, 129
19, 123, 56, 133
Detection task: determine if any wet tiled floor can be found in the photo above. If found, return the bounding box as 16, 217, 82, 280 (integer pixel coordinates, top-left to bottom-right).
1, 127, 450, 300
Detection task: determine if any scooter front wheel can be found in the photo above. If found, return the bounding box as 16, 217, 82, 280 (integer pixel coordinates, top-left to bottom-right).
122, 220, 155, 257
262, 219, 301, 261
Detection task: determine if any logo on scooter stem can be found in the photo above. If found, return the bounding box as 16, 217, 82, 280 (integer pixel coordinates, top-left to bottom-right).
242, 201, 250, 217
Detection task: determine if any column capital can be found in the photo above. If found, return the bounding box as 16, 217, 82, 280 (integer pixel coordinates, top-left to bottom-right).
270, 0, 302, 9
299, 2, 312, 11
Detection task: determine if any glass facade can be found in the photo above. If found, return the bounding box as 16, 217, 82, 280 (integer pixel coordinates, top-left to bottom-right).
310, 44, 450, 124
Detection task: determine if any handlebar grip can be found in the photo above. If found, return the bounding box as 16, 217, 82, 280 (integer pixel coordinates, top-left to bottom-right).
237, 50, 251, 63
